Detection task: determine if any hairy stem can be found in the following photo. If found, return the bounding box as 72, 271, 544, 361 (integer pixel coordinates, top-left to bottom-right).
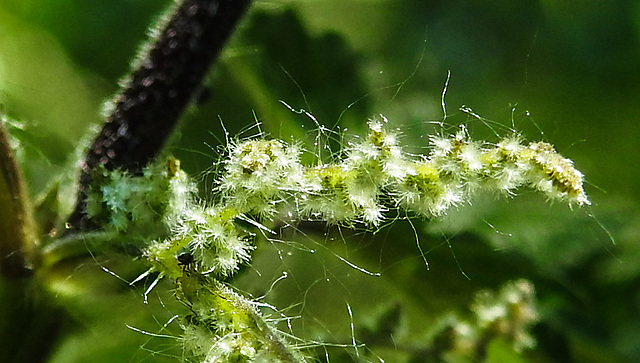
179, 271, 304, 362
68, 0, 253, 232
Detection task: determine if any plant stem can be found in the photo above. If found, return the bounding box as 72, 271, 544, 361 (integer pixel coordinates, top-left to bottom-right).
0, 118, 37, 278
68, 0, 253, 232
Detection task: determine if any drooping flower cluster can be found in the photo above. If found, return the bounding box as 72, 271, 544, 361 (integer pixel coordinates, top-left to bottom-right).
178, 273, 306, 363
141, 117, 590, 279
471, 279, 539, 352
85, 118, 588, 362
84, 157, 194, 237
211, 116, 589, 232
432, 279, 539, 361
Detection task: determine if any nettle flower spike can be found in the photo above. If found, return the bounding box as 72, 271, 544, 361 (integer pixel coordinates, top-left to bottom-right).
394, 159, 459, 217
98, 116, 589, 362
526, 141, 590, 206
285, 119, 589, 229
480, 134, 531, 194
220, 138, 302, 218
206, 117, 588, 234
98, 118, 588, 279
84, 157, 195, 237
434, 279, 539, 359
299, 118, 402, 226
178, 273, 305, 362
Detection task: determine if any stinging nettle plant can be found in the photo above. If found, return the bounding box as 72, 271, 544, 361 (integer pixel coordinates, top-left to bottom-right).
86, 118, 587, 361
0, 1, 593, 362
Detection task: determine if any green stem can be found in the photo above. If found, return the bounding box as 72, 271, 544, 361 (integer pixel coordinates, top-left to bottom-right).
179, 271, 304, 362
0, 118, 38, 278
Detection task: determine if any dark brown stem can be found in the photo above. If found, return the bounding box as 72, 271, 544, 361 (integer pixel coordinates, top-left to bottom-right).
68, 0, 253, 231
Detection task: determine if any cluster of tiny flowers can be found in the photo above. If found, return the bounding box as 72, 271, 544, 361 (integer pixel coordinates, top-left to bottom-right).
470, 279, 539, 352
219, 139, 302, 218
86, 118, 588, 363
86, 116, 590, 284
178, 274, 305, 363
144, 116, 589, 279
215, 117, 589, 229
299, 120, 404, 225
434, 279, 539, 360
180, 283, 262, 362
425, 127, 590, 209
144, 203, 258, 279
84, 158, 194, 237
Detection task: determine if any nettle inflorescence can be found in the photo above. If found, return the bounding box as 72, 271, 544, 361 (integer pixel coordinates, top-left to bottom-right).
211, 116, 589, 231
87, 117, 589, 362
85, 158, 194, 236
434, 279, 539, 360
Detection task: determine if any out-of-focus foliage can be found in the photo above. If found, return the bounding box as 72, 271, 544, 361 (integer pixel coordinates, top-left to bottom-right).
1, 0, 638, 362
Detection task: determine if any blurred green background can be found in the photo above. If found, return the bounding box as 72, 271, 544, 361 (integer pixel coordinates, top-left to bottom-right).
1, 0, 639, 362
